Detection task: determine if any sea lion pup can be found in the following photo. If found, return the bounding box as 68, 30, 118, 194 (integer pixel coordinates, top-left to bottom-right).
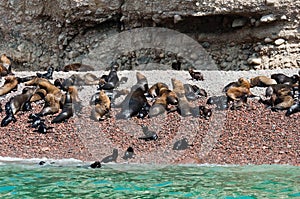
101, 148, 118, 163
51, 91, 74, 123
0, 75, 18, 96
138, 125, 158, 141
250, 76, 277, 87
62, 63, 95, 72
98, 63, 120, 90
8, 87, 37, 115
36, 66, 54, 80
171, 78, 193, 117
184, 84, 207, 101
188, 67, 204, 81
90, 90, 111, 121
122, 146, 134, 160
90, 161, 102, 169
271, 73, 299, 85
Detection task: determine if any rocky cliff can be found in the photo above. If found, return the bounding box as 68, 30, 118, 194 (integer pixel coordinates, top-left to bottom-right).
0, 0, 299, 71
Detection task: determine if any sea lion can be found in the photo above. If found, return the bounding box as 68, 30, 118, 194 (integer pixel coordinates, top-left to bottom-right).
184, 84, 207, 101
0, 54, 12, 76
286, 101, 300, 116
8, 87, 36, 115
171, 78, 192, 116
38, 94, 61, 116
122, 147, 134, 160
35, 121, 48, 134
98, 63, 119, 90
36, 66, 54, 79
51, 91, 74, 123
226, 77, 252, 107
90, 161, 102, 168
138, 125, 158, 141
28, 114, 44, 128
250, 76, 277, 87
25, 77, 64, 104
191, 85, 207, 97
135, 71, 149, 92
101, 149, 118, 163
172, 61, 181, 70
271, 73, 299, 85
0, 75, 18, 96
1, 101, 17, 127
1, 54, 11, 68
62, 63, 95, 72
148, 82, 169, 98
207, 95, 229, 110
188, 68, 204, 81
173, 138, 190, 150
265, 84, 293, 98
270, 88, 294, 111
116, 86, 148, 119
90, 90, 111, 121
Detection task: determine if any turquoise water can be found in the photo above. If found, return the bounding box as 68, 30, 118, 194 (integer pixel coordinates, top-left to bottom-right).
0, 162, 299, 198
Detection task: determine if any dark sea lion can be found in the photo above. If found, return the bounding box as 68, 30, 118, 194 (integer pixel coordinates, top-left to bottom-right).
36, 66, 54, 80
17, 75, 36, 83
51, 92, 74, 123
90, 90, 111, 121
35, 121, 48, 133
101, 149, 118, 163
135, 71, 149, 92
122, 147, 134, 160
173, 138, 190, 150
172, 61, 181, 70
0, 75, 18, 96
250, 76, 277, 87
271, 73, 299, 85
98, 63, 119, 90
28, 114, 44, 128
188, 68, 204, 81
286, 101, 300, 116
90, 161, 102, 168
138, 125, 158, 141
171, 78, 192, 116
1, 101, 17, 127
207, 95, 228, 111
62, 63, 95, 72
116, 86, 148, 119
191, 85, 207, 97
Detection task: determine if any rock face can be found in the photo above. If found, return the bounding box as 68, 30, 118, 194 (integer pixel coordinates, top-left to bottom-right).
0, 0, 299, 71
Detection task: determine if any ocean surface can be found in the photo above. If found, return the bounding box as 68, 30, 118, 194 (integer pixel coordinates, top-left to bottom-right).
0, 158, 299, 198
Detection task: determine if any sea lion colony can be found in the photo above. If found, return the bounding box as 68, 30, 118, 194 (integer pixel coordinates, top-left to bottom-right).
0, 54, 300, 165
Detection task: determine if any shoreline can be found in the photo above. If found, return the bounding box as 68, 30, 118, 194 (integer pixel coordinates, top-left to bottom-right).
0, 69, 299, 166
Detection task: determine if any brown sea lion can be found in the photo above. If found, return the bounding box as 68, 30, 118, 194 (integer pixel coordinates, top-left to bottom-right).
1, 54, 11, 67
0, 75, 18, 96
62, 63, 95, 72
271, 88, 294, 111
265, 84, 293, 98
171, 78, 192, 116
0, 54, 12, 76
91, 90, 111, 121
148, 82, 169, 98
188, 68, 204, 81
38, 94, 61, 116
8, 87, 37, 114
250, 76, 277, 87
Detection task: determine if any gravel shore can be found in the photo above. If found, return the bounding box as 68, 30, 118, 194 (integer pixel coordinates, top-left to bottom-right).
0, 68, 299, 166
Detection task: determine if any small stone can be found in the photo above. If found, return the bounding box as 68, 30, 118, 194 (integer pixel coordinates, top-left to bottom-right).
265, 0, 275, 6
274, 38, 285, 45
281, 15, 287, 20
264, 37, 273, 43
190, 53, 198, 60
174, 14, 182, 24
247, 57, 262, 65
232, 18, 247, 28
260, 14, 276, 23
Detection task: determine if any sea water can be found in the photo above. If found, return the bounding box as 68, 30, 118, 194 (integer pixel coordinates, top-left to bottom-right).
0, 158, 299, 198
